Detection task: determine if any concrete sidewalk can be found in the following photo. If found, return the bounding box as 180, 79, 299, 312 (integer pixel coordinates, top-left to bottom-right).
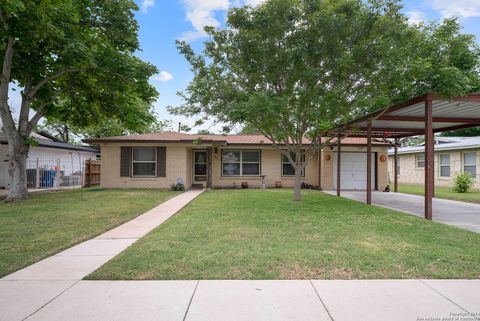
325, 190, 480, 233
1, 279, 479, 321
0, 189, 203, 321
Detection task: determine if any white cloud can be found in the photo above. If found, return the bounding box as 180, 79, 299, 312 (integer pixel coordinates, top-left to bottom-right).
427, 0, 480, 18
244, 0, 266, 6
141, 0, 155, 13
406, 10, 426, 25
153, 71, 173, 82
180, 0, 229, 41
179, 0, 266, 41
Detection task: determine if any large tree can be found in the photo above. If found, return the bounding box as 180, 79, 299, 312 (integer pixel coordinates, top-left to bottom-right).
1, 0, 158, 201
172, 0, 479, 201
170, 0, 403, 200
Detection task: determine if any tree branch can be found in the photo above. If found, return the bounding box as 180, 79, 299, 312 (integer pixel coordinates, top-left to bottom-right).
0, 37, 16, 133
26, 87, 68, 133
18, 78, 33, 132
27, 102, 48, 132
26, 67, 82, 100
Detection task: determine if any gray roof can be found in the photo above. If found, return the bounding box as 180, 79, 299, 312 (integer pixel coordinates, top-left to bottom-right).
34, 139, 99, 153
0, 132, 99, 153
388, 137, 480, 155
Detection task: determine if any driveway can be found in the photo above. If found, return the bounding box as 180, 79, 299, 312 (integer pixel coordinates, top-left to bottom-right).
325, 190, 480, 233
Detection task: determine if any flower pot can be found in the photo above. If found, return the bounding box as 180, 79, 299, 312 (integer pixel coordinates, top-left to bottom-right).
275, 181, 282, 188
241, 182, 248, 189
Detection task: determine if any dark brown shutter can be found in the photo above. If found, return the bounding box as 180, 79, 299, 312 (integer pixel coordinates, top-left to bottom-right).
157, 147, 166, 177
120, 147, 132, 177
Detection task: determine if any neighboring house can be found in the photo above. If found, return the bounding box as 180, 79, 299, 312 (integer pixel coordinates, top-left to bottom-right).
0, 131, 99, 189
85, 132, 390, 191
388, 137, 480, 189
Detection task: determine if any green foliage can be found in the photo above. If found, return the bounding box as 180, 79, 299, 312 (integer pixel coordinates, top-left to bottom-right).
453, 172, 475, 193
1, 0, 159, 134
197, 129, 213, 135
37, 116, 172, 143
441, 126, 480, 137
170, 182, 185, 191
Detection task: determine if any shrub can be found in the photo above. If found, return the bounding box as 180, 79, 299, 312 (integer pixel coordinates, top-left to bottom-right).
453, 172, 474, 193
170, 182, 185, 191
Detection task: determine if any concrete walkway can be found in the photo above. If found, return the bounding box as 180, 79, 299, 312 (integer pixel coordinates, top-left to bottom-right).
0, 189, 203, 321
1, 279, 479, 321
325, 190, 480, 233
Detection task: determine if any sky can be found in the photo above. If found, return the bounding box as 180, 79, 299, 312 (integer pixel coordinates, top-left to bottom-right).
6, 0, 480, 134
136, 0, 480, 134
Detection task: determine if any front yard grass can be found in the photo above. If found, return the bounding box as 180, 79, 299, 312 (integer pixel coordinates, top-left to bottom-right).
0, 188, 179, 277
399, 183, 480, 204
87, 189, 480, 280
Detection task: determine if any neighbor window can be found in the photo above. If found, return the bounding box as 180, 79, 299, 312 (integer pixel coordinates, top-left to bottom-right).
416, 154, 425, 168
439, 153, 450, 177
222, 150, 260, 176
132, 147, 156, 177
282, 151, 305, 176
464, 152, 477, 179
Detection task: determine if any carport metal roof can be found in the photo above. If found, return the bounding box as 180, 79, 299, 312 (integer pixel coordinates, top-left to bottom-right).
329, 93, 480, 138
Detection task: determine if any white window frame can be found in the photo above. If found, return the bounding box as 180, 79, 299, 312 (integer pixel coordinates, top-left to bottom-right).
416, 154, 425, 168
132, 147, 157, 177
439, 153, 450, 178
463, 151, 477, 180
281, 151, 306, 177
221, 150, 261, 176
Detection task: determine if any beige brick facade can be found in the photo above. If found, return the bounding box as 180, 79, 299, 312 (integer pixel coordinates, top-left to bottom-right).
321, 146, 389, 191
100, 143, 189, 189
99, 142, 389, 191
388, 149, 480, 189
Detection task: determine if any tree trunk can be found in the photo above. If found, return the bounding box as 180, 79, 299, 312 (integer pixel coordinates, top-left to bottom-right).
5, 138, 30, 202
293, 167, 302, 201
292, 148, 302, 201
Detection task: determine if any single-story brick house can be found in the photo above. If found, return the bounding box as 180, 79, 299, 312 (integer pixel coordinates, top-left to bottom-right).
388, 136, 480, 189
85, 132, 390, 190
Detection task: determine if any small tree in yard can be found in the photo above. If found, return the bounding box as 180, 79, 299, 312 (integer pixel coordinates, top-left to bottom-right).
453, 172, 474, 193
171, 0, 479, 201
1, 0, 158, 201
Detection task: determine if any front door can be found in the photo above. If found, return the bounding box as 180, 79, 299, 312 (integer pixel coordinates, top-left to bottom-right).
193, 150, 207, 183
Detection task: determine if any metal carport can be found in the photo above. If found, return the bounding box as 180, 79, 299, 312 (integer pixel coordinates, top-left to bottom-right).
329, 93, 480, 220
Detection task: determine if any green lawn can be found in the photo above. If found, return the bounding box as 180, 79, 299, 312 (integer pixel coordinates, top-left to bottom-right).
87, 189, 480, 280
399, 183, 480, 204
0, 188, 179, 277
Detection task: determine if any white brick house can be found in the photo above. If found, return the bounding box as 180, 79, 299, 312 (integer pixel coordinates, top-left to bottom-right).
388, 137, 480, 189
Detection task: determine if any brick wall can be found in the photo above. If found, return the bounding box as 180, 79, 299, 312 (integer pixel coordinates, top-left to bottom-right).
388, 149, 480, 189
99, 143, 189, 189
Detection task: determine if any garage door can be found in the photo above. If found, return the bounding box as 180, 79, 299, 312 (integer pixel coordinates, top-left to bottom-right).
333, 152, 376, 190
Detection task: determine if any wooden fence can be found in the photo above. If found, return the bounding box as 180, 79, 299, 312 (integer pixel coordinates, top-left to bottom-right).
84, 159, 101, 187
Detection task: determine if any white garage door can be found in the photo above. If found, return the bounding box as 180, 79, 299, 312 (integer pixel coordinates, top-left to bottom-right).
333, 152, 376, 190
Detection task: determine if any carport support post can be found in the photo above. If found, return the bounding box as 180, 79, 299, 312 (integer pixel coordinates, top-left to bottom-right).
425, 99, 434, 220
394, 138, 398, 193
367, 121, 372, 205
336, 133, 341, 196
